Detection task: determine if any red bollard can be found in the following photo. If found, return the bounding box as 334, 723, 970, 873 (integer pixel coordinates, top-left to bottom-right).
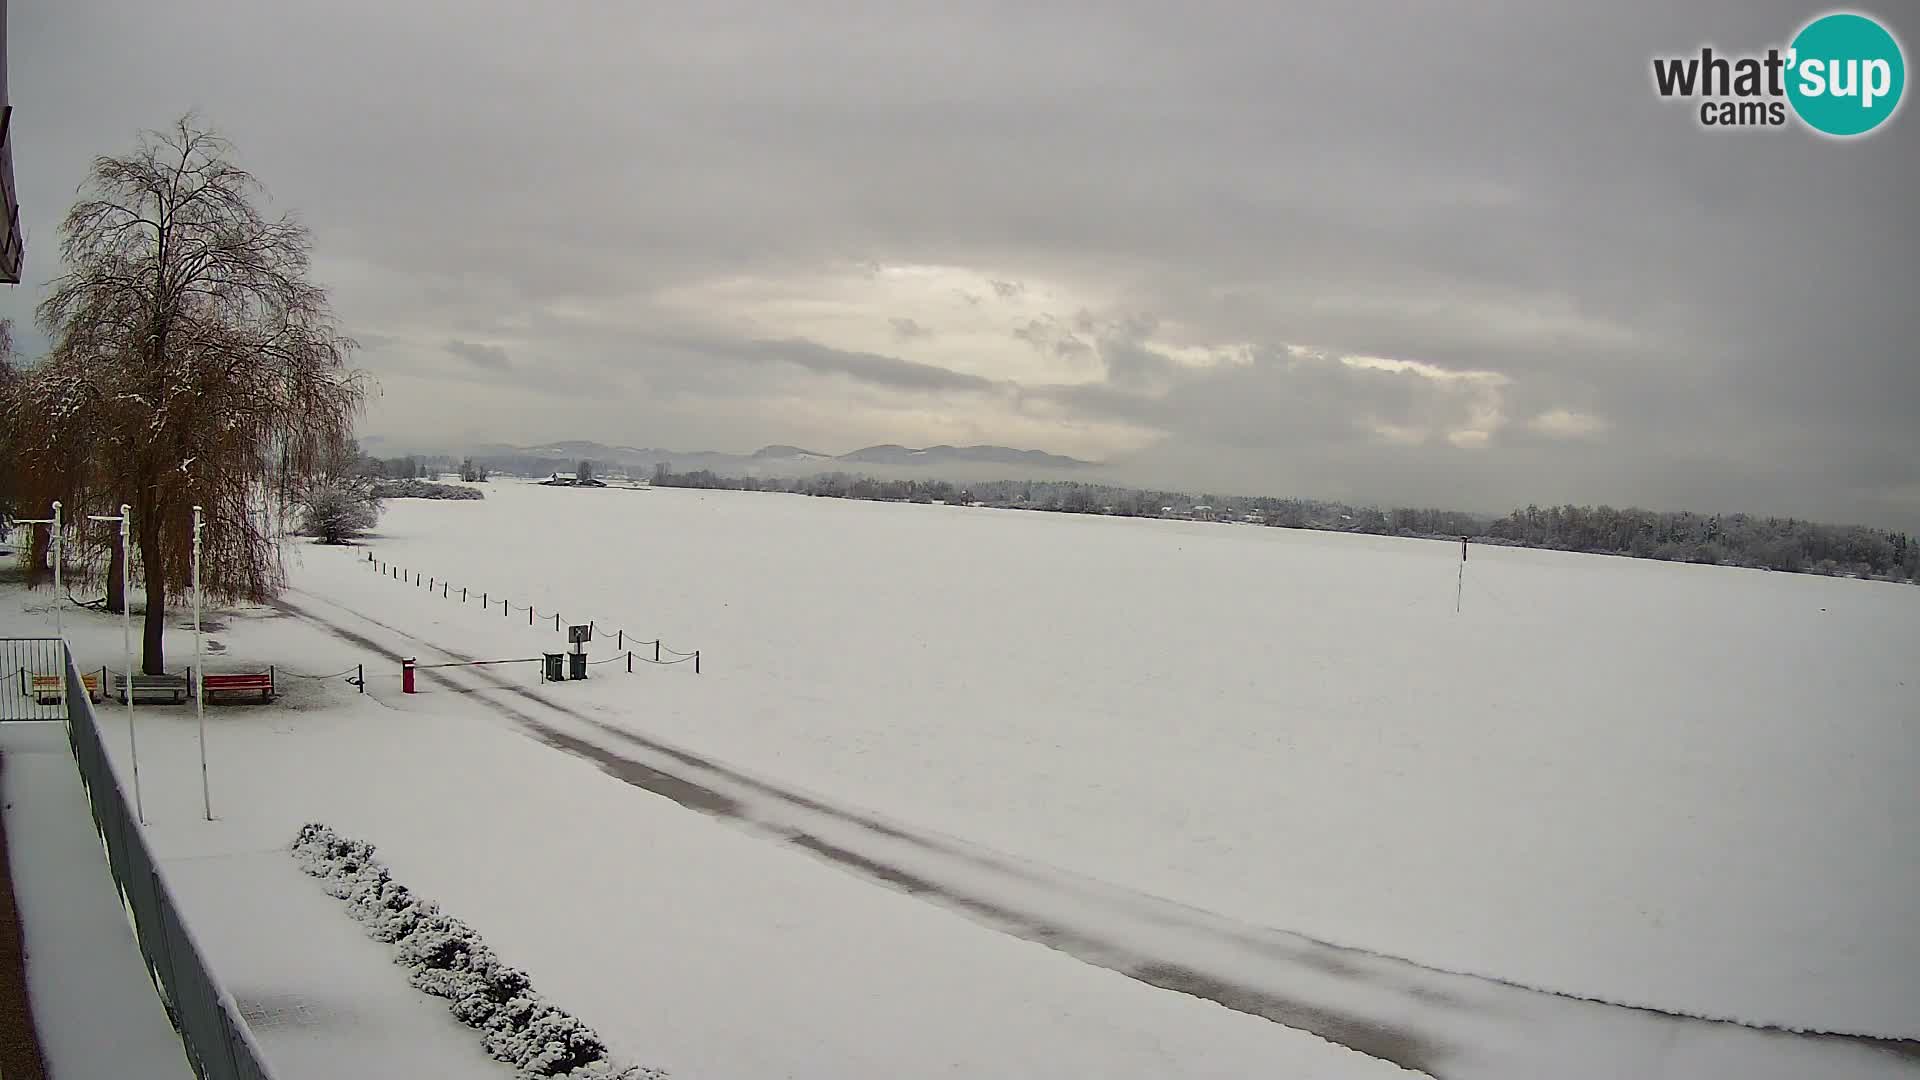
402, 657, 417, 694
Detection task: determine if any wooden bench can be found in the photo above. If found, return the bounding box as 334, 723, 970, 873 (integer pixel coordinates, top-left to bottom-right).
114, 673, 190, 705
201, 670, 276, 703
30, 672, 101, 704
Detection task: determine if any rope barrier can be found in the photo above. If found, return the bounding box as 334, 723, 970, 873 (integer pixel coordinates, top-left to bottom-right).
279, 667, 360, 680
361, 550, 701, 673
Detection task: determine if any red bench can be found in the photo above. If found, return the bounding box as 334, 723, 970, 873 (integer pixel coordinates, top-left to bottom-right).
201, 669, 275, 703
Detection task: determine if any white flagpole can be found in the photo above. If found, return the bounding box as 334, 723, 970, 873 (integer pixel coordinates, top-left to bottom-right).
51, 501, 63, 642
92, 506, 141, 823
194, 505, 210, 820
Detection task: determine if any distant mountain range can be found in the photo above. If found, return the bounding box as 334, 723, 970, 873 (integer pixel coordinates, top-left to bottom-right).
463, 440, 1095, 478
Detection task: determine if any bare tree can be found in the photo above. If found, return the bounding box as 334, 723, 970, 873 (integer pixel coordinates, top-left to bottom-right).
21, 115, 367, 672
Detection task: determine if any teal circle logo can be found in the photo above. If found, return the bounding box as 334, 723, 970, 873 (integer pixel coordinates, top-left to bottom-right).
1786, 12, 1906, 136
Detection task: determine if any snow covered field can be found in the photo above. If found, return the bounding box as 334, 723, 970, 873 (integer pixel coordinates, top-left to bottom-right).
5, 478, 1917, 1078
333, 480, 1919, 1037
5, 598, 1402, 1080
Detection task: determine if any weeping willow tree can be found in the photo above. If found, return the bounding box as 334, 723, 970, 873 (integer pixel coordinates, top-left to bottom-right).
18, 115, 366, 673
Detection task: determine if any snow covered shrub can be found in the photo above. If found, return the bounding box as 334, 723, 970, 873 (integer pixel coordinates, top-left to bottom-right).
300, 479, 382, 543
480, 1004, 613, 1076
452, 963, 537, 1026
291, 824, 663, 1079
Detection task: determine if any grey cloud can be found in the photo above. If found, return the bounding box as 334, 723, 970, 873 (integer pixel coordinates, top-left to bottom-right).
1097, 339, 1174, 390
1012, 317, 1092, 360
446, 339, 511, 370
890, 317, 932, 341
990, 280, 1024, 299
740, 338, 999, 395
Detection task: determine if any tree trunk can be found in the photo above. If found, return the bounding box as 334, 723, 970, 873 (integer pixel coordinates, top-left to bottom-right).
138, 517, 167, 674
105, 540, 126, 613
26, 524, 51, 587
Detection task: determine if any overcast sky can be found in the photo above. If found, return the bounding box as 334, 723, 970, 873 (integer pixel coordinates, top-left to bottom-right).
4, 2, 1915, 526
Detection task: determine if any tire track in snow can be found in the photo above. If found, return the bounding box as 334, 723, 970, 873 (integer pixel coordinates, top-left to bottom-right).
275, 590, 1920, 1080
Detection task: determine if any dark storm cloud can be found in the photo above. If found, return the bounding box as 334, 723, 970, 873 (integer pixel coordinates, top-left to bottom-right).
2, 1, 1913, 527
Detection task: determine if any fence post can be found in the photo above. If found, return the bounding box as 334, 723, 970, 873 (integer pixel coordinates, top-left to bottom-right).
463, 587, 468, 602
358, 663, 364, 694
616, 629, 623, 649
554, 613, 560, 631
443, 583, 449, 598
627, 651, 632, 673
654, 640, 661, 663
529, 606, 534, 626
694, 651, 701, 675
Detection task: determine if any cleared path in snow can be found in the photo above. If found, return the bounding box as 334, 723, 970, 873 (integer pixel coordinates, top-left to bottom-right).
279, 587, 1920, 1080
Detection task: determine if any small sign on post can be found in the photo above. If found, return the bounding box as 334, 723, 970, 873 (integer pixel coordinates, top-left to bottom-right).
568, 624, 592, 645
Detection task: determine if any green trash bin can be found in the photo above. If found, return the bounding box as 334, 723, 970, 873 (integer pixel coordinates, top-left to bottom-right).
542, 653, 564, 682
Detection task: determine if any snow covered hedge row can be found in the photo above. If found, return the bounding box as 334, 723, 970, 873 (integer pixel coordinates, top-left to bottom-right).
292, 824, 663, 1079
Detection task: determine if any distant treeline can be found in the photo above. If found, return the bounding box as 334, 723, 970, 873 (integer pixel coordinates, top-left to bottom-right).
1486, 504, 1918, 580
651, 467, 1920, 583
363, 454, 459, 480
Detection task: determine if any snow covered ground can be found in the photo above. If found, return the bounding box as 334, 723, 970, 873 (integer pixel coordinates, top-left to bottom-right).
328, 481, 1919, 1038
2, 584, 1405, 1079
4, 479, 1916, 1078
